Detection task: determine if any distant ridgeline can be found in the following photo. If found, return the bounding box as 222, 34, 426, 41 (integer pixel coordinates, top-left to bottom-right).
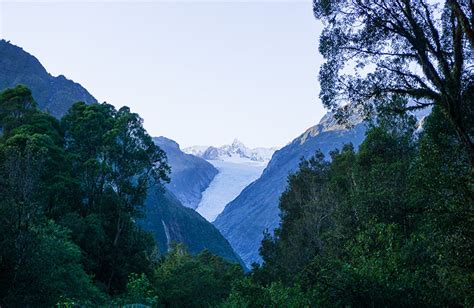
0, 40, 97, 117
0, 40, 242, 265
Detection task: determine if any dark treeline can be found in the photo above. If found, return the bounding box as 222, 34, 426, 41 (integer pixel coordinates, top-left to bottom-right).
1, 0, 472, 306
0, 85, 159, 304
237, 107, 472, 307
0, 85, 471, 307
0, 86, 243, 306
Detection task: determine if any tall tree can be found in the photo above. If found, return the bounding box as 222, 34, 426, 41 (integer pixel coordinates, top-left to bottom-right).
0, 87, 102, 306
0, 85, 37, 134
61, 102, 169, 293
313, 0, 474, 167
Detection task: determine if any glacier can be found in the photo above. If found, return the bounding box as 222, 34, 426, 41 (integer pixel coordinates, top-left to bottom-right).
184, 140, 277, 222
196, 158, 267, 222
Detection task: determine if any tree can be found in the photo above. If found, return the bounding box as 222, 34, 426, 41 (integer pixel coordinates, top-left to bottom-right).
61, 102, 170, 293
117, 273, 158, 306
255, 110, 472, 305
259, 152, 333, 284
0, 85, 37, 133
409, 106, 474, 305
313, 0, 474, 167
0, 86, 181, 304
0, 87, 103, 305
153, 244, 243, 307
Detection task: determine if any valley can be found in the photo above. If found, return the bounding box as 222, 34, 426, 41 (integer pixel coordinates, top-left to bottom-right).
1, 0, 472, 301
196, 159, 266, 222
181, 139, 276, 222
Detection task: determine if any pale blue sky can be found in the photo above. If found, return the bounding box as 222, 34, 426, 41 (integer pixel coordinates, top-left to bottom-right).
0, 0, 326, 148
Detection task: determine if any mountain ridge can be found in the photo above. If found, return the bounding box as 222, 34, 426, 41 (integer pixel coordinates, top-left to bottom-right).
213, 114, 367, 266
0, 40, 97, 117
184, 139, 278, 163
0, 40, 242, 265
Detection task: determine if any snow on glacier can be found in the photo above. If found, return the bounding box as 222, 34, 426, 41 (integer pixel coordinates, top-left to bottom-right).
196, 157, 267, 222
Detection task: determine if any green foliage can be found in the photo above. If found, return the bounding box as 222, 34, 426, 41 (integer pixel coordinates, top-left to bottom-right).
0, 86, 246, 306
1, 74, 471, 307
313, 0, 474, 167
118, 273, 159, 306
153, 244, 244, 307
0, 85, 38, 133
0, 86, 170, 305
257, 152, 332, 284
252, 108, 473, 306
0, 120, 103, 305
220, 278, 310, 308
59, 101, 169, 294
0, 219, 104, 306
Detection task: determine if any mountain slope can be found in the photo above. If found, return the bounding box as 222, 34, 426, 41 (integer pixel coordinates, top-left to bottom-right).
141, 185, 244, 266
0, 40, 97, 117
0, 41, 241, 266
213, 114, 366, 266
153, 137, 218, 209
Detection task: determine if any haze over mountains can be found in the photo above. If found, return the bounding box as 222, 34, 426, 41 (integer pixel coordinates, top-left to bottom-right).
153, 136, 218, 210
2, 1, 470, 304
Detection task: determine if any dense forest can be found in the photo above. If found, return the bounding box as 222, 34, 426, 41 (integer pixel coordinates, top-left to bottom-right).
0, 85, 244, 306
0, 0, 472, 307
0, 88, 471, 307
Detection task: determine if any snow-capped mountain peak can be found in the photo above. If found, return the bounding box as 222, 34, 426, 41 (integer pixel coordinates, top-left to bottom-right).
183, 139, 278, 163
231, 138, 245, 148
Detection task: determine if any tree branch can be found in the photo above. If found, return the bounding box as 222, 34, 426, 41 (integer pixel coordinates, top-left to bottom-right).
448, 0, 474, 48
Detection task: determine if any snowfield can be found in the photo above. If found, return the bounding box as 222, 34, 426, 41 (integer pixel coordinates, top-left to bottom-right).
196, 158, 267, 222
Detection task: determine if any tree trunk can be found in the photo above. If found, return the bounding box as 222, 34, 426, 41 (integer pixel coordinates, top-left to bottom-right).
444, 102, 474, 172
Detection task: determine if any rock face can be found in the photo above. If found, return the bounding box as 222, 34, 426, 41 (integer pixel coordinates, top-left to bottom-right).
0, 40, 97, 117
213, 114, 367, 267
153, 137, 218, 209
141, 185, 244, 267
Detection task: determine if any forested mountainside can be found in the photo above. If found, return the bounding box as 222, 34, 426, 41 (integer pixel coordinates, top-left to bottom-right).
0, 42, 246, 305
224, 107, 473, 307
1, 0, 472, 306
0, 41, 239, 266
142, 184, 243, 266
0, 40, 97, 117
1, 84, 471, 306
214, 113, 366, 266
0, 86, 245, 306
153, 136, 218, 209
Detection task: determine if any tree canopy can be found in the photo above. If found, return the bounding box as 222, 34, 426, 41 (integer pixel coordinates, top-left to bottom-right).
0, 86, 172, 305
313, 0, 473, 167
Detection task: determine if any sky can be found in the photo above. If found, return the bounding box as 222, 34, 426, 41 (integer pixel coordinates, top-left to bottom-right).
0, 0, 326, 148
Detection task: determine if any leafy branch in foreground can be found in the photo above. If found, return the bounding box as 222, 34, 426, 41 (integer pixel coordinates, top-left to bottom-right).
313, 0, 473, 167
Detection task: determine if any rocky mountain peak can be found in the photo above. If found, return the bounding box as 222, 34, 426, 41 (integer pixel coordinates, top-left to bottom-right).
184, 140, 277, 163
